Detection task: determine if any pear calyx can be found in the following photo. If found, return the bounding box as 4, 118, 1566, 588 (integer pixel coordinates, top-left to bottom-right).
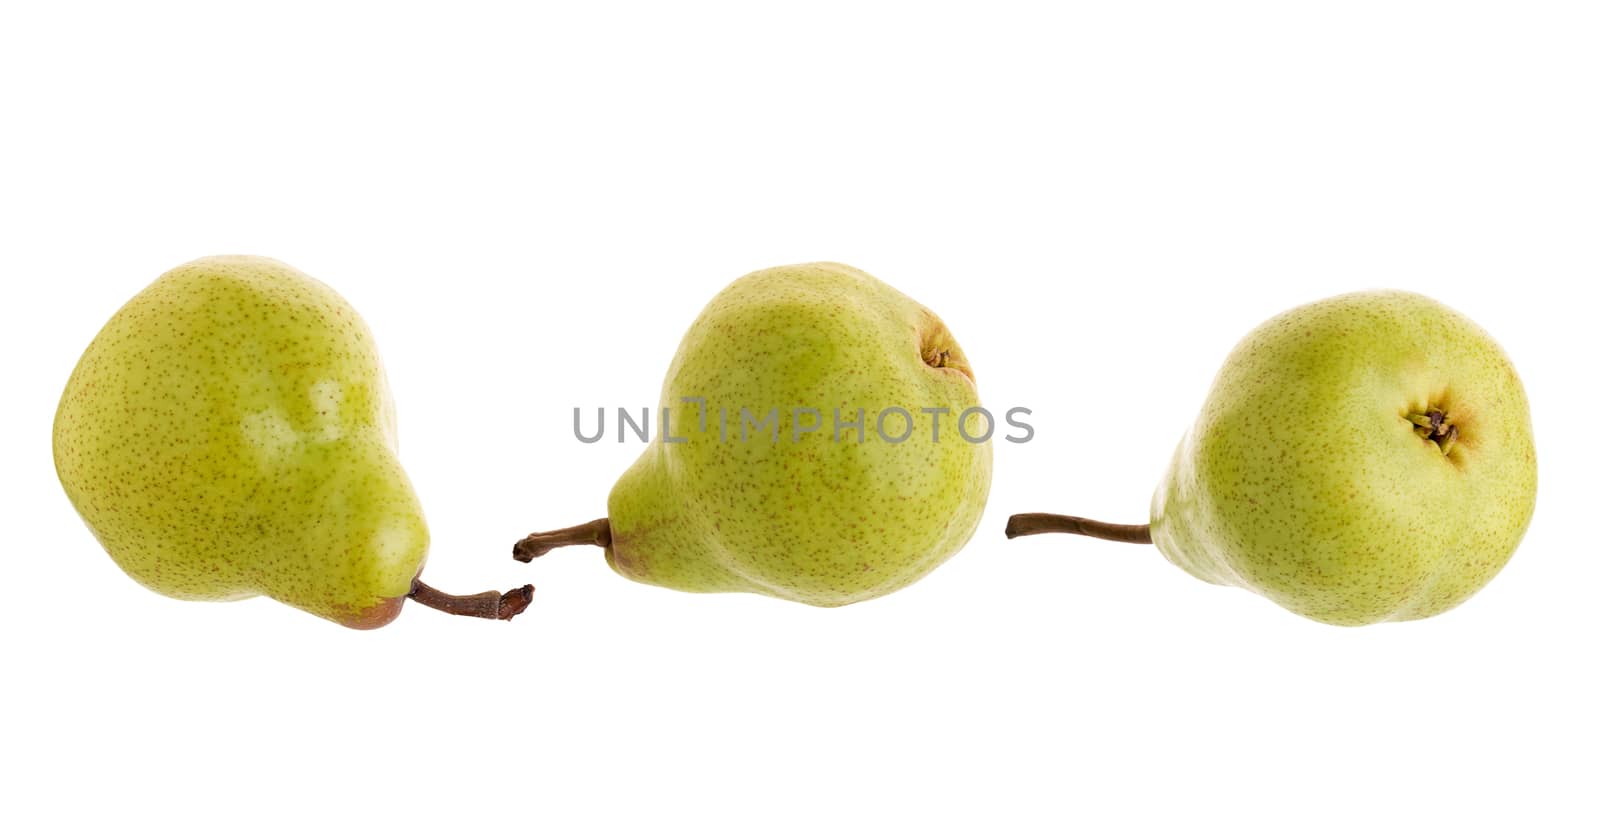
1005, 513, 1153, 544
408, 580, 534, 621
918, 313, 974, 380
1407, 407, 1461, 456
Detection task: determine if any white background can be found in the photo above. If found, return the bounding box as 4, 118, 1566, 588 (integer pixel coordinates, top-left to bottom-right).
3, 2, 1596, 837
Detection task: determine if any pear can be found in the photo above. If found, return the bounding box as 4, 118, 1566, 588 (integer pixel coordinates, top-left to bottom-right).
514, 262, 992, 606
1008, 291, 1536, 626
54, 256, 531, 628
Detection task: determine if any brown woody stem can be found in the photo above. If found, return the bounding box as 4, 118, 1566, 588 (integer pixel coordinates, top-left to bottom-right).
513, 517, 612, 562
408, 579, 534, 621
1004, 513, 1153, 544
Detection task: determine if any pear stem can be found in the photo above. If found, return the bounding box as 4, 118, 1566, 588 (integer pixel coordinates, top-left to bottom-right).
1004, 513, 1153, 544
408, 580, 534, 620
513, 518, 612, 562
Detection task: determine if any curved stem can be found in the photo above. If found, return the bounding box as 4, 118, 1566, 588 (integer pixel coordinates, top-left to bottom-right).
409, 579, 534, 621
1005, 513, 1152, 544
513, 517, 611, 562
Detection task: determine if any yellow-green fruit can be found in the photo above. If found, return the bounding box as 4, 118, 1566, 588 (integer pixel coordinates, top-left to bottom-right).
1151, 291, 1537, 625
54, 256, 428, 628
588, 263, 991, 606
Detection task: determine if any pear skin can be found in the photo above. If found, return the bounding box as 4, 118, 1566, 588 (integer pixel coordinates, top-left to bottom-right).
55, 256, 529, 628
1010, 290, 1536, 626
519, 263, 993, 607
1151, 291, 1536, 624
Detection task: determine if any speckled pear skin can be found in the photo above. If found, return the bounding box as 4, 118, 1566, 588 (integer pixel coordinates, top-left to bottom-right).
1151, 291, 1536, 626
53, 256, 428, 629
605, 263, 992, 606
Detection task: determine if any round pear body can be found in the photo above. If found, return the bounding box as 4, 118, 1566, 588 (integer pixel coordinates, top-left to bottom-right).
54, 256, 428, 628
604, 263, 993, 606
1151, 290, 1536, 625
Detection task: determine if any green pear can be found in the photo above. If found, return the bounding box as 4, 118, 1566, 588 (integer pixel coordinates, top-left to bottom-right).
1008, 290, 1536, 626
54, 256, 530, 628
514, 262, 993, 606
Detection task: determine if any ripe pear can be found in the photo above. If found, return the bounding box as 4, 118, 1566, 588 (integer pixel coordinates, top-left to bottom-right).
54, 256, 531, 628
514, 262, 992, 606
1008, 290, 1536, 626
